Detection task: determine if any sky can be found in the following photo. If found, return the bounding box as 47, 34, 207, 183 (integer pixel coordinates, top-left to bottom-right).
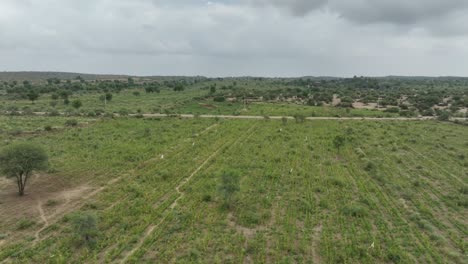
0, 0, 467, 77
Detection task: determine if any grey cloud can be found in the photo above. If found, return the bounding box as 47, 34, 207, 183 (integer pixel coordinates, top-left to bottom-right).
331, 0, 468, 25
247, 0, 327, 16
250, 0, 468, 26
248, 0, 468, 36
0, 0, 467, 76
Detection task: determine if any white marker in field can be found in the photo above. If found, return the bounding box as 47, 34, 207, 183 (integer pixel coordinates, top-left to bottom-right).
161, 154, 164, 159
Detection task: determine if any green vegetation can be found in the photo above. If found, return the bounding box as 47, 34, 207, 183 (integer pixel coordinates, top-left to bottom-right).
0, 116, 465, 263
0, 74, 466, 263
1, 75, 466, 118
0, 142, 48, 195
218, 169, 241, 209
70, 212, 99, 248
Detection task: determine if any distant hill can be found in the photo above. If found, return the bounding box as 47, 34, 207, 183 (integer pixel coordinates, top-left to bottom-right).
1, 71, 467, 83
0, 71, 130, 82
0, 71, 210, 83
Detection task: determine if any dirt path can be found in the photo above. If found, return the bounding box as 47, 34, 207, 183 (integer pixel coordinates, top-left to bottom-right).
7, 176, 122, 252
170, 147, 222, 210
118, 148, 224, 263
118, 125, 256, 263
28, 112, 466, 121
32, 200, 49, 245
139, 113, 447, 121
311, 224, 323, 264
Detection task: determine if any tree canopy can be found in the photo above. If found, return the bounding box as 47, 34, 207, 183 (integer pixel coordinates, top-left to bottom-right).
0, 143, 48, 196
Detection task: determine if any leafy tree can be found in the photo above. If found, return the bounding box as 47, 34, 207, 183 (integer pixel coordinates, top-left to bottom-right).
26, 91, 39, 104
174, 83, 185, 92
99, 93, 113, 107
218, 170, 240, 209
145, 85, 160, 93
71, 99, 82, 109
71, 212, 98, 248
0, 143, 48, 196
210, 86, 216, 94
105, 93, 113, 101
23, 80, 32, 89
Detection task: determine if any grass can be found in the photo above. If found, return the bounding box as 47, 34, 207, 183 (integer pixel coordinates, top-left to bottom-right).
0, 117, 466, 263
174, 100, 399, 117
0, 88, 206, 114
0, 87, 402, 118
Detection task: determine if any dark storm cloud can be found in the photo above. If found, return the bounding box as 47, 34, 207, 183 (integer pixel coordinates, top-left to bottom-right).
332, 0, 468, 26
250, 0, 468, 27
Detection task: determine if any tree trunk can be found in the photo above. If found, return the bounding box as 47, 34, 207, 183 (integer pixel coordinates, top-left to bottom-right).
17, 172, 29, 196
16, 176, 22, 196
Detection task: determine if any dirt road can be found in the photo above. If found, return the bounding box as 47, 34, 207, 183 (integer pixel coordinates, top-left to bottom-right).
20, 112, 467, 121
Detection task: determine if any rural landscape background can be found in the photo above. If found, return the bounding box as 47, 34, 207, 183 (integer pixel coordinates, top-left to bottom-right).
1, 0, 468, 263
0, 72, 466, 263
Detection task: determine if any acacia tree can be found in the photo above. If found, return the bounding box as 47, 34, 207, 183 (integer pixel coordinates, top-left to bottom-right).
27, 91, 40, 104
0, 143, 48, 196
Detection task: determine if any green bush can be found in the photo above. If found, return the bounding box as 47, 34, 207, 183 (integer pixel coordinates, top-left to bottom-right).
65, 119, 78, 127
16, 219, 36, 230
71, 212, 98, 248
342, 204, 369, 217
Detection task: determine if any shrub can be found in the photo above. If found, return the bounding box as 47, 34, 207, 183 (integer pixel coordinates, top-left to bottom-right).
342, 204, 369, 217
65, 119, 78, 127
385, 107, 400, 113
71, 212, 98, 248
46, 199, 59, 206
48, 109, 60, 116
202, 194, 212, 202
213, 96, 225, 102
437, 111, 451, 121
281, 116, 288, 125
118, 109, 129, 116
218, 170, 240, 209
16, 219, 36, 230
293, 114, 305, 123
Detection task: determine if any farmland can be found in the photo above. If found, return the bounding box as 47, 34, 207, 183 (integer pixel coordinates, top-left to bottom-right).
2, 0, 468, 261
0, 74, 467, 263
0, 114, 467, 263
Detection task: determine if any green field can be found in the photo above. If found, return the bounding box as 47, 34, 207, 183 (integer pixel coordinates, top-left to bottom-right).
0, 116, 466, 263
0, 88, 206, 115
177, 101, 399, 117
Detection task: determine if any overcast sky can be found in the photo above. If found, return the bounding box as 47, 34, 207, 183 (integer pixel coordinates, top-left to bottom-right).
1, 0, 467, 77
